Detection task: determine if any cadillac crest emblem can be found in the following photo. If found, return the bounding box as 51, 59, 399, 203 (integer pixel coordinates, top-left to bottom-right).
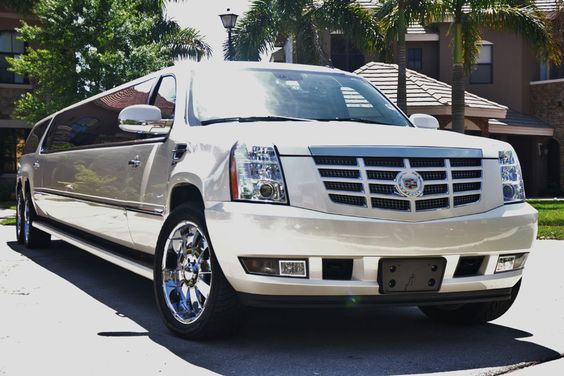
396, 171, 424, 197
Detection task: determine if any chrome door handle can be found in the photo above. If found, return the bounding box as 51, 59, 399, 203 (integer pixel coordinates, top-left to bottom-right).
33, 161, 40, 169
128, 156, 141, 168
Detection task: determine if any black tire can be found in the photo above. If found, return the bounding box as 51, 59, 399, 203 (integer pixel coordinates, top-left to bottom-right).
153, 203, 240, 339
15, 189, 25, 244
419, 280, 521, 324
23, 190, 51, 249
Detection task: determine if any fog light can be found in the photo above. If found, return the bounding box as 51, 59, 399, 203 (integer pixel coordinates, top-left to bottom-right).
240, 258, 308, 278
495, 253, 528, 273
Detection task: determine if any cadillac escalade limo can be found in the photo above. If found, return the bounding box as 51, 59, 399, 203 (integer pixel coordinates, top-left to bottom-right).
16, 62, 537, 339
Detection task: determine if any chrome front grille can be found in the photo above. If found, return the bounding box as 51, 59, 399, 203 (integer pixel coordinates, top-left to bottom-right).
315, 156, 483, 213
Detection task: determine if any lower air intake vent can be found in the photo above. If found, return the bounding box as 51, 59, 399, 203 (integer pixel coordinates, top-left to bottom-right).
454, 256, 485, 277
322, 259, 353, 280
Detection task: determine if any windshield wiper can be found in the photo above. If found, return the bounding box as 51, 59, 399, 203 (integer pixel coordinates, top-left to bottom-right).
315, 117, 389, 125
201, 116, 311, 125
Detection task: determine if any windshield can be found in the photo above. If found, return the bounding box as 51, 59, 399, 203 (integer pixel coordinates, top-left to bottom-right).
191, 67, 411, 127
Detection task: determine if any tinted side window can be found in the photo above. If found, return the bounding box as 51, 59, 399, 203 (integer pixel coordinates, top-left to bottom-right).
23, 118, 51, 155
152, 76, 176, 119
44, 79, 155, 152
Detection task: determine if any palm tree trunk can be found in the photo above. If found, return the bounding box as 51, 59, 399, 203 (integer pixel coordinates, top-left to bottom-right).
396, 0, 408, 114
451, 21, 465, 133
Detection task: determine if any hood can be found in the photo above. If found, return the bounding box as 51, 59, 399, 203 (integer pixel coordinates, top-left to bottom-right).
194, 121, 510, 159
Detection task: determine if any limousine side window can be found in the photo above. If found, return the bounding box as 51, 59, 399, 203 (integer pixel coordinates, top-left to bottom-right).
23, 117, 51, 155
43, 79, 156, 152
152, 75, 176, 119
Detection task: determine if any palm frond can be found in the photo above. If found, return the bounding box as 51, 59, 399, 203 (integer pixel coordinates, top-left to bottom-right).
230, 0, 278, 61
314, 0, 384, 53
460, 16, 481, 72
163, 27, 212, 61
469, 3, 560, 64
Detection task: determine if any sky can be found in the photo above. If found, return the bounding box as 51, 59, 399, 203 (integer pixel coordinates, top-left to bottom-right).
165, 0, 264, 62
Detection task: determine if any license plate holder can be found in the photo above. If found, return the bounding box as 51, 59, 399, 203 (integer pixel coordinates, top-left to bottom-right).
379, 258, 446, 294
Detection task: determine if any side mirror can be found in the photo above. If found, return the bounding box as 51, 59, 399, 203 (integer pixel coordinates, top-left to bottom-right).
409, 113, 440, 130
118, 104, 172, 135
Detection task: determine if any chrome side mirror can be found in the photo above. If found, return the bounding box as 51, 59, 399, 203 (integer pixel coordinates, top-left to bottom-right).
118, 104, 173, 135
409, 113, 440, 130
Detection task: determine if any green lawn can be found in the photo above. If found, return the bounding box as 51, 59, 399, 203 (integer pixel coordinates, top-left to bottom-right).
528, 200, 564, 240
0, 201, 17, 226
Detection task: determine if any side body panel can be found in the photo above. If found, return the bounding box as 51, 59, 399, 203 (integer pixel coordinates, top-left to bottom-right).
35, 146, 134, 247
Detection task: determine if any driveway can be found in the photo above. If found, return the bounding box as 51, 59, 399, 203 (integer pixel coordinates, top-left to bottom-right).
0, 225, 562, 376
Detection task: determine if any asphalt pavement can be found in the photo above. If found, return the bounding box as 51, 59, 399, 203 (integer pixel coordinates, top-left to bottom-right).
0, 225, 562, 376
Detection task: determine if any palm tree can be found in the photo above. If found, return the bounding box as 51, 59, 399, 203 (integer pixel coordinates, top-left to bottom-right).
431, 0, 560, 133
376, 0, 430, 113
229, 0, 383, 65
146, 0, 212, 61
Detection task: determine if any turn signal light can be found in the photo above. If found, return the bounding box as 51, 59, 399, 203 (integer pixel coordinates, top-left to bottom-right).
240, 258, 308, 278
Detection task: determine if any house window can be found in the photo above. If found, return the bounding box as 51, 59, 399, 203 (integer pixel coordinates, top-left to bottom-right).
407, 48, 423, 70
470, 44, 493, 84
0, 31, 26, 84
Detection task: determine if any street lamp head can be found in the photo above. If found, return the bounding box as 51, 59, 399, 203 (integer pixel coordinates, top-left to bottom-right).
220, 8, 238, 30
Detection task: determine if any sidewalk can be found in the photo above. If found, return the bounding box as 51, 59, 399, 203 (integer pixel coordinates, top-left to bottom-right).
0, 208, 15, 219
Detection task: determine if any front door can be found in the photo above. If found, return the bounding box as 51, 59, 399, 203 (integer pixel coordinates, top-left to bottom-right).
126, 75, 177, 253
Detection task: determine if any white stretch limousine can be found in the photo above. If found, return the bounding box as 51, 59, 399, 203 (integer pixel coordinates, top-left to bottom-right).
16, 62, 537, 339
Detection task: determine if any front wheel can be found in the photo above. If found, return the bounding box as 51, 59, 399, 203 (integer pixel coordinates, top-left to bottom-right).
419, 280, 521, 324
153, 204, 240, 339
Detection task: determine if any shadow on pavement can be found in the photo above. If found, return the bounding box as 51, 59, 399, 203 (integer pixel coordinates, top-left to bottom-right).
9, 240, 561, 376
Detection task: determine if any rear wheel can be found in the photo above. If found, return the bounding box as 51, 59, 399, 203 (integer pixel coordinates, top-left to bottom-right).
154, 204, 239, 339
419, 280, 521, 324
23, 190, 51, 249
15, 189, 25, 244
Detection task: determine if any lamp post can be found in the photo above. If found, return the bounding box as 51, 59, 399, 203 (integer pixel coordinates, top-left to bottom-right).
220, 8, 238, 61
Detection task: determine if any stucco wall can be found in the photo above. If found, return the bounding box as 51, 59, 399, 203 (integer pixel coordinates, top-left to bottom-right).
530, 80, 564, 189
438, 25, 540, 114
405, 41, 439, 79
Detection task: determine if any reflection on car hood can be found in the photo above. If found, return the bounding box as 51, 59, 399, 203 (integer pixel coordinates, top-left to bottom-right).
192, 121, 510, 158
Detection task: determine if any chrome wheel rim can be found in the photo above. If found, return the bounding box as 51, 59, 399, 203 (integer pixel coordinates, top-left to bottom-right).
23, 197, 30, 241
162, 221, 212, 324
16, 194, 22, 238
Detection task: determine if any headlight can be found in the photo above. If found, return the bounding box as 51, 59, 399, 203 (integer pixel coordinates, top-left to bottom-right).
498, 150, 525, 203
230, 142, 287, 204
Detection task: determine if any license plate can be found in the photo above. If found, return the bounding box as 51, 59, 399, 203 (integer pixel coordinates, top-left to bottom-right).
379, 258, 446, 293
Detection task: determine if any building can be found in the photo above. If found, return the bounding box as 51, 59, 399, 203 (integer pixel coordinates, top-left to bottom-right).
0, 4, 35, 197
329, 0, 564, 196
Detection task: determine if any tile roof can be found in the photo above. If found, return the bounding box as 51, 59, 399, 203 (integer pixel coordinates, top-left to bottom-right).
489, 110, 552, 129
354, 62, 507, 118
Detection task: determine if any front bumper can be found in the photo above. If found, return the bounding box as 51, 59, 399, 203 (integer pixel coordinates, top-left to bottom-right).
205, 201, 537, 298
